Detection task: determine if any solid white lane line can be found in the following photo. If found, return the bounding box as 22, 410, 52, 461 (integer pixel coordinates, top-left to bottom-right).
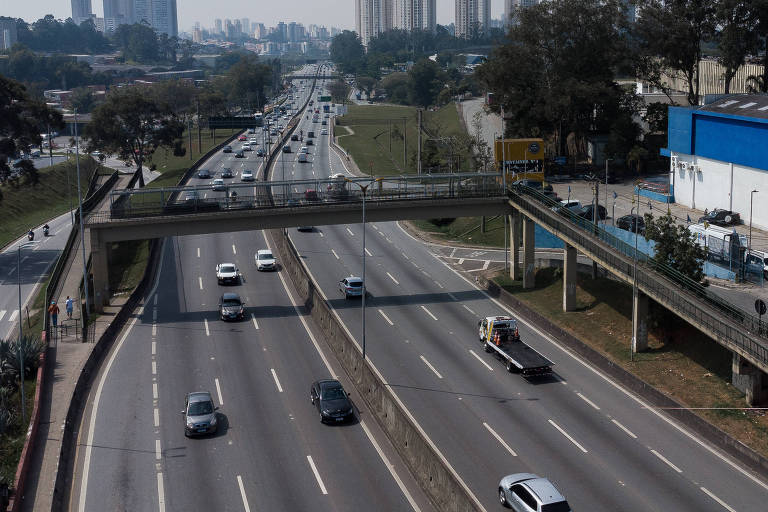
700, 487, 736, 512
420, 305, 437, 321
420, 355, 443, 379
469, 349, 494, 371
152, 383, 158, 400
378, 309, 394, 326
155, 439, 162, 460
271, 368, 284, 392
548, 420, 588, 453
232, 244, 237, 255
331, 249, 339, 259
8, 310, 18, 322
157, 473, 166, 512
251, 313, 259, 330
462, 304, 476, 315
346, 227, 354, 236
204, 319, 210, 336
611, 419, 637, 439
576, 392, 601, 410
215, 378, 224, 404
483, 422, 518, 457
365, 247, 373, 257
360, 420, 422, 512
650, 449, 682, 473
198, 277, 203, 290
307, 456, 328, 494
387, 272, 400, 285
0, 310, 5, 322
237, 475, 252, 512
197, 247, 200, 258
153, 408, 159, 427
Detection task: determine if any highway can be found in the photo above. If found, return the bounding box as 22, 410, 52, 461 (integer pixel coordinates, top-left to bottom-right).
70, 63, 768, 511
72, 65, 431, 512
0, 211, 74, 340
274, 73, 768, 510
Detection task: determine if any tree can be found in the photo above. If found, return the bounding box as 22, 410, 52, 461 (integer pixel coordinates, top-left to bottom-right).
225, 55, 272, 108
408, 58, 444, 107
635, 0, 716, 106
379, 73, 410, 104
84, 87, 183, 187
328, 79, 350, 104
716, 0, 760, 94
330, 31, 365, 74
0, 75, 62, 183
356, 76, 377, 100
644, 211, 707, 282
748, 0, 768, 93
70, 87, 97, 114
112, 23, 161, 64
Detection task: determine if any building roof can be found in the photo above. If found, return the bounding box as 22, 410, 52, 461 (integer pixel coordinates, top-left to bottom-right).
699, 94, 768, 120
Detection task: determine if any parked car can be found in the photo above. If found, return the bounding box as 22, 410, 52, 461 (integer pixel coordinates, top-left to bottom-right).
616, 214, 645, 235
498, 473, 571, 511
255, 249, 276, 271
698, 208, 741, 226
197, 168, 211, 179
576, 204, 607, 221
339, 276, 364, 298
182, 391, 218, 437
221, 167, 233, 178
218, 293, 245, 321
310, 379, 354, 423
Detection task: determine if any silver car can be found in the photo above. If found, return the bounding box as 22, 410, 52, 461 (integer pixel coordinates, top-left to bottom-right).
182, 391, 218, 437
498, 473, 571, 511
339, 276, 364, 298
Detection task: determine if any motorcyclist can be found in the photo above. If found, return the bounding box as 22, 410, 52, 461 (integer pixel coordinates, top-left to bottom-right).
230, 190, 238, 201
43, 224, 50, 236
28, 229, 34, 241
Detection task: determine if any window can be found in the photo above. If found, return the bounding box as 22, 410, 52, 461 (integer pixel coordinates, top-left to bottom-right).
511, 485, 538, 510
542, 502, 571, 512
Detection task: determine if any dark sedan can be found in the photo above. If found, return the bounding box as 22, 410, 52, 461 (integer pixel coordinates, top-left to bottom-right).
616, 214, 645, 235
218, 293, 245, 321
310, 379, 354, 423
698, 208, 740, 226
576, 204, 607, 221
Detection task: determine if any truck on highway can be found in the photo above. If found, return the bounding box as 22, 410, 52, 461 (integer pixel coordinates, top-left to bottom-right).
478, 316, 553, 376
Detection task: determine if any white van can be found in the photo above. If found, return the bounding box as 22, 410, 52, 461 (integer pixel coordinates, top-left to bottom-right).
746, 249, 768, 279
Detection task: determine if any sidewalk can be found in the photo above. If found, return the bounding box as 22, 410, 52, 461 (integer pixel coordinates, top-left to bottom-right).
13, 172, 137, 511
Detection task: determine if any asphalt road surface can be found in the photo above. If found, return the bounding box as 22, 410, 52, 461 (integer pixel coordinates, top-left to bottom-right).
71, 65, 431, 512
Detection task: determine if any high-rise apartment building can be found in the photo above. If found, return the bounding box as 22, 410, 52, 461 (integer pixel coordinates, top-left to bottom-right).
504, 0, 538, 25
151, 0, 177, 36
254, 23, 266, 39
392, 0, 436, 32
241, 18, 250, 35
0, 17, 17, 50
134, 0, 152, 25
100, 0, 176, 35
214, 19, 223, 34
288, 22, 298, 42
71, 0, 93, 25
103, 0, 132, 30
277, 22, 288, 43
356, 0, 389, 46
455, 0, 490, 38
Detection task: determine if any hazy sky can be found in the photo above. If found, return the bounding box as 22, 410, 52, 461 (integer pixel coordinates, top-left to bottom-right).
3, 1, 505, 31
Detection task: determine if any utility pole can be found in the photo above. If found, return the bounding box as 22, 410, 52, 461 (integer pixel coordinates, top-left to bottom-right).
592, 179, 599, 279
417, 109, 422, 175
196, 98, 202, 154
403, 118, 407, 168
73, 109, 91, 320
188, 117, 192, 160
389, 120, 392, 152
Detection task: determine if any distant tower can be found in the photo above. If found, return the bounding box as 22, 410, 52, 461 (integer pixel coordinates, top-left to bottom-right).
71, 0, 93, 26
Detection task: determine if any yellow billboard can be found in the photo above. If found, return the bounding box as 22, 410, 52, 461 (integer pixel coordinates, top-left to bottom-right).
494, 138, 544, 179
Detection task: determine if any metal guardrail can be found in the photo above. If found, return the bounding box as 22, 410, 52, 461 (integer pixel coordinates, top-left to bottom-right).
508, 185, 768, 367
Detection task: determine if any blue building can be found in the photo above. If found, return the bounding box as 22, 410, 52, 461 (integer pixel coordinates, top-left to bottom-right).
662, 94, 768, 230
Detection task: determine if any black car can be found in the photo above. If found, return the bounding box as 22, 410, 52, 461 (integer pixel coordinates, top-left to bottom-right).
282, 145, 292, 153
310, 379, 354, 423
222, 145, 233, 153
221, 167, 233, 178
235, 150, 245, 158
576, 204, 607, 221
256, 148, 266, 157
306, 139, 314, 146
218, 293, 245, 321
698, 208, 741, 226
616, 214, 645, 235
291, 134, 299, 141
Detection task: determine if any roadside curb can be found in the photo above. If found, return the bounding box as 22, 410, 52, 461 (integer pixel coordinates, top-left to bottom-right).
477, 273, 768, 477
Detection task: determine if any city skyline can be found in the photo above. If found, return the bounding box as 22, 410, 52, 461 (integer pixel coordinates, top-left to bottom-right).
4, 0, 504, 32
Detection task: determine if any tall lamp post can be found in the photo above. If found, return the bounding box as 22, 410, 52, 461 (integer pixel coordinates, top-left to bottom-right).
17, 240, 37, 424
629, 184, 641, 362
604, 158, 613, 219
344, 177, 382, 360
749, 189, 759, 251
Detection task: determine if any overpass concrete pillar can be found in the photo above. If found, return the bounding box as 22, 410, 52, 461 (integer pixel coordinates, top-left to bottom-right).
509, 209, 522, 281
90, 229, 110, 313
732, 353, 768, 406
563, 244, 577, 311
632, 290, 649, 353
522, 218, 535, 289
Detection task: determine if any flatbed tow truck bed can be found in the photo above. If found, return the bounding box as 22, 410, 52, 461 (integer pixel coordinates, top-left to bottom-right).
478, 316, 553, 376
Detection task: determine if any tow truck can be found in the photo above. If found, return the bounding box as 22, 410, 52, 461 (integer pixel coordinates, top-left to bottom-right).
478, 316, 553, 376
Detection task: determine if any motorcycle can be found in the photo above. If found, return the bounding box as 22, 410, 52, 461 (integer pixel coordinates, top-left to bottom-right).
28, 231, 34, 241
43, 226, 50, 236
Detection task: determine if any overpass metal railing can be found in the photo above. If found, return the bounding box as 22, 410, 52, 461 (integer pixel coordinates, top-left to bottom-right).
508, 185, 768, 366
93, 173, 505, 222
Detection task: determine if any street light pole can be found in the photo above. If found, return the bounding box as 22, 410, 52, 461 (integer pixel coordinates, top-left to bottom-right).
604, 158, 612, 220
750, 190, 758, 251
17, 241, 35, 424
630, 204, 638, 363
74, 109, 91, 320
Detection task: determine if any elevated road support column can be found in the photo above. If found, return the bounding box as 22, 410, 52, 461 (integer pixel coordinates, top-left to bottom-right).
90, 228, 110, 313
509, 209, 522, 281
522, 218, 535, 289
632, 291, 649, 353
563, 244, 577, 311
732, 354, 768, 406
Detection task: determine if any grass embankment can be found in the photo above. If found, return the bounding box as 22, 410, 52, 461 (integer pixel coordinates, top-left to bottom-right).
410, 216, 507, 247
0, 158, 99, 249
148, 128, 240, 187
0, 378, 36, 489
336, 103, 471, 176
109, 240, 150, 294
495, 268, 768, 458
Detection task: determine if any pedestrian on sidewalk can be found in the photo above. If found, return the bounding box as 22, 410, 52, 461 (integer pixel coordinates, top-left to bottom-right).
48, 301, 60, 329
65, 296, 74, 319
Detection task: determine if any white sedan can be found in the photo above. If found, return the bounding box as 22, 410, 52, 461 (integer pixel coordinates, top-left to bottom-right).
255, 249, 276, 271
